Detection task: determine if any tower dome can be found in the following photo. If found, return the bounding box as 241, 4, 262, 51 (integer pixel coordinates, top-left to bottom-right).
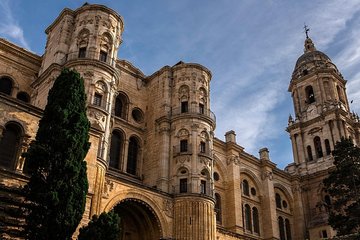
291, 37, 339, 81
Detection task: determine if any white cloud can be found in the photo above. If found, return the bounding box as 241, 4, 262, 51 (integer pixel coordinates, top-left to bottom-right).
0, 0, 30, 50
211, 0, 360, 159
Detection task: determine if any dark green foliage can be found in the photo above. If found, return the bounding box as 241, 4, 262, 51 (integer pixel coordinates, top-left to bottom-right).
323, 138, 360, 235
77, 211, 121, 240
24, 68, 90, 240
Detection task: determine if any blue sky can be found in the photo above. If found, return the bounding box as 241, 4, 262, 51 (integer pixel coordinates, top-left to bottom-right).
1, 0, 360, 169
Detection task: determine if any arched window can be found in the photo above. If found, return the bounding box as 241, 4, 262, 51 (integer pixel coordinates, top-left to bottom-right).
114, 96, 123, 117
325, 139, 331, 155
16, 92, 30, 103
276, 193, 282, 209
307, 145, 313, 161
215, 193, 222, 224
278, 217, 286, 240
200, 141, 206, 153
305, 86, 315, 104
126, 136, 139, 175
77, 29, 90, 58
285, 219, 292, 240
324, 195, 331, 206
337, 85, 345, 103
245, 204, 252, 231
109, 131, 123, 170
0, 77, 13, 95
0, 123, 22, 170
314, 136, 323, 158
253, 207, 260, 234
242, 179, 250, 196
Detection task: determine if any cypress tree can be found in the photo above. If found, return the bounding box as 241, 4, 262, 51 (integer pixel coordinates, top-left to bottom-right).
323, 137, 360, 235
24, 68, 90, 240
77, 211, 121, 240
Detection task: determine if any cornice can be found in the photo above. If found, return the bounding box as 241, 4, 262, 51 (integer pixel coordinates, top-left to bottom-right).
45, 4, 124, 34
0, 38, 42, 71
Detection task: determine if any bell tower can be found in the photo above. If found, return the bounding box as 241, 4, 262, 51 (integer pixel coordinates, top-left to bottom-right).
286, 31, 360, 238
286, 34, 359, 174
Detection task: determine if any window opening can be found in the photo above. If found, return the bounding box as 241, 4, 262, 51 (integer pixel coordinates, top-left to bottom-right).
314, 136, 323, 158
78, 47, 86, 58
180, 140, 188, 153
181, 101, 188, 113
199, 103, 204, 114
242, 180, 249, 196
0, 77, 13, 95
99, 50, 107, 62
276, 193, 282, 209
200, 141, 206, 153
180, 178, 187, 193
93, 93, 102, 107
307, 145, 313, 161
200, 180, 206, 194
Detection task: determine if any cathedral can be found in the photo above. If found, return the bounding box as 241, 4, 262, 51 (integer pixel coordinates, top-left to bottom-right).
0, 3, 359, 240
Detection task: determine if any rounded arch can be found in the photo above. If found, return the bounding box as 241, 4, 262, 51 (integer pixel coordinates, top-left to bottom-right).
95, 80, 108, 93
77, 28, 90, 46
273, 183, 294, 208
0, 76, 16, 96
100, 31, 114, 47
213, 154, 228, 183
176, 128, 190, 138
103, 191, 169, 237
114, 91, 129, 119
240, 168, 263, 196
178, 85, 190, 100
16, 91, 30, 103
0, 121, 24, 170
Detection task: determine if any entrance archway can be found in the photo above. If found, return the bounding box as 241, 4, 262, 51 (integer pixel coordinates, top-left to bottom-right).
113, 198, 162, 240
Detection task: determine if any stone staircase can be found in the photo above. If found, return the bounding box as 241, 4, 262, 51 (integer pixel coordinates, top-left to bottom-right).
0, 183, 28, 240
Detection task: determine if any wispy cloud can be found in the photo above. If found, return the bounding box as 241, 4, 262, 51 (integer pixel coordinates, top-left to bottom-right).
209, 0, 360, 159
0, 0, 30, 50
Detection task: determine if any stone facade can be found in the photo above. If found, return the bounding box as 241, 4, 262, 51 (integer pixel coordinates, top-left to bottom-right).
0, 3, 359, 240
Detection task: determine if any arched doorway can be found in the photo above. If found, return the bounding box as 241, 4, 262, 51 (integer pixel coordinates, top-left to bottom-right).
113, 198, 162, 240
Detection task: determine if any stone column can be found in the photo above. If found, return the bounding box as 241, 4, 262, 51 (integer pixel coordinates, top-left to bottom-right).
224, 154, 243, 233
16, 135, 31, 172
0, 125, 5, 141
291, 178, 306, 240
260, 159, 278, 239
157, 121, 171, 192
174, 196, 215, 240
122, 139, 129, 172
290, 134, 299, 164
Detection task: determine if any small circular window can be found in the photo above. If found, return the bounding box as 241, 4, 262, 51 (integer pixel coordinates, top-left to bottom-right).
251, 187, 257, 196
132, 108, 144, 123
213, 172, 220, 181
180, 169, 187, 174
283, 200, 288, 208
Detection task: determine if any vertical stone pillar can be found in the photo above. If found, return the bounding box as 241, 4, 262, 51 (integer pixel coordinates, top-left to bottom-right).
122, 139, 129, 172
291, 178, 306, 240
0, 125, 5, 141
260, 159, 278, 239
16, 135, 31, 172
290, 134, 299, 164
174, 196, 215, 240
157, 121, 170, 192
89, 159, 107, 216
224, 154, 242, 233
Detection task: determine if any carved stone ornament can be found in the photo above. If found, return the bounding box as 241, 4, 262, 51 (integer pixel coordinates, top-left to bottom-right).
176, 155, 190, 164
89, 110, 106, 122
226, 155, 240, 166
103, 179, 114, 199
261, 171, 273, 181
163, 199, 174, 218
199, 157, 211, 168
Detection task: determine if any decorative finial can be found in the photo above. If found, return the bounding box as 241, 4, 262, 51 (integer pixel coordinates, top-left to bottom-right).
304, 24, 310, 39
